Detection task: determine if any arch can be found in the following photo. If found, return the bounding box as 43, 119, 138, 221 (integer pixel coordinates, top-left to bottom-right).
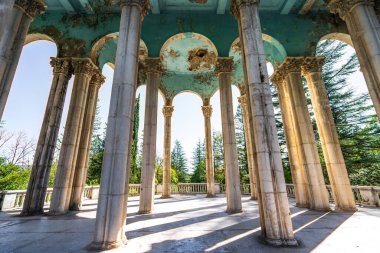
24, 33, 57, 46
319, 33, 354, 48
172, 90, 204, 103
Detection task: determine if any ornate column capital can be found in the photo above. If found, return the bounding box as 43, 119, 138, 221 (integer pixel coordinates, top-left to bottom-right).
122, 0, 150, 18
15, 0, 47, 19
202, 105, 213, 118
230, 0, 260, 17
162, 106, 174, 118
145, 57, 162, 73
90, 72, 106, 89
50, 57, 73, 77
270, 57, 303, 87
72, 58, 98, 76
327, 0, 374, 20
238, 95, 248, 108
215, 57, 234, 74
302, 57, 325, 75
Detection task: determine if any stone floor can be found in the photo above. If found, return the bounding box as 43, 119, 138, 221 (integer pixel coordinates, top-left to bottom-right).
0, 195, 379, 253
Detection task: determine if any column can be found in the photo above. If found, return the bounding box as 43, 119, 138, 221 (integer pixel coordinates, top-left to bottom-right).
0, 0, 46, 120
231, 0, 296, 246
216, 57, 242, 213
162, 101, 174, 198
202, 101, 215, 197
91, 1, 149, 250
70, 71, 105, 211
139, 58, 161, 213
237, 94, 257, 200
302, 57, 357, 211
328, 0, 380, 120
272, 58, 330, 211
21, 58, 72, 216
49, 58, 96, 215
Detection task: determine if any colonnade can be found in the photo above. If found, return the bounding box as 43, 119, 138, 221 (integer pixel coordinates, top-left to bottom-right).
0, 0, 380, 250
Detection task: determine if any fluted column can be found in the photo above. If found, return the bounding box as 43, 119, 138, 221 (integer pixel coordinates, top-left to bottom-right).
302, 57, 357, 211
0, 0, 46, 119
91, 1, 149, 249
237, 94, 257, 200
216, 57, 242, 213
49, 58, 96, 215
21, 58, 72, 216
70, 71, 105, 211
231, 0, 296, 245
328, 0, 380, 120
162, 102, 174, 198
272, 57, 330, 211
202, 102, 215, 197
139, 58, 161, 213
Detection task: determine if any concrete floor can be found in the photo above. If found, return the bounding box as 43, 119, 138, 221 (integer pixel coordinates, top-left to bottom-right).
0, 195, 379, 253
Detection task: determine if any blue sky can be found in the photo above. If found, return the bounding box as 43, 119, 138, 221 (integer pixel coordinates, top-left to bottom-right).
2, 40, 369, 165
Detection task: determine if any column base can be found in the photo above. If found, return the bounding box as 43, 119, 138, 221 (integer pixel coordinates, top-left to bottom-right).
138, 210, 153, 215
47, 210, 69, 216
295, 203, 310, 209
88, 237, 127, 251
160, 195, 171, 199
265, 237, 299, 247
334, 206, 358, 212
19, 209, 44, 217
206, 193, 216, 198
310, 206, 332, 212
69, 204, 82, 211
225, 208, 243, 214
250, 196, 258, 201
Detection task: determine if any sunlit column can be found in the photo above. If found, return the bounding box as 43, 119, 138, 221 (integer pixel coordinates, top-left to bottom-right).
162, 102, 174, 198
70, 71, 105, 211
237, 94, 257, 200
232, 0, 296, 246
0, 0, 46, 119
302, 56, 357, 211
21, 58, 72, 216
217, 57, 242, 213
272, 57, 330, 211
202, 101, 215, 197
328, 0, 380, 121
139, 58, 161, 213
91, 1, 150, 249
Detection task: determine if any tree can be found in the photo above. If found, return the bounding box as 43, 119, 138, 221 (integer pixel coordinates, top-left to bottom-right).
212, 131, 225, 184
171, 140, 188, 182
190, 139, 206, 183
130, 95, 141, 183
235, 105, 249, 184
0, 158, 30, 190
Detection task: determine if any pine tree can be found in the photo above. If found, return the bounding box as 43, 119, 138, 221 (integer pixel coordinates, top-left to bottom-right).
212, 131, 225, 184
235, 105, 249, 184
171, 140, 188, 182
190, 139, 206, 183
130, 95, 141, 183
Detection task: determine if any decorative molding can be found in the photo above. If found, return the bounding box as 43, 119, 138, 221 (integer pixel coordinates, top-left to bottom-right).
145, 58, 162, 73
328, 0, 374, 19
72, 58, 98, 76
302, 57, 325, 75
90, 72, 106, 88
270, 57, 303, 86
230, 0, 259, 17
14, 0, 47, 19
215, 57, 234, 73
123, 0, 150, 18
50, 58, 72, 77
237, 95, 248, 112
202, 105, 213, 118
162, 106, 174, 117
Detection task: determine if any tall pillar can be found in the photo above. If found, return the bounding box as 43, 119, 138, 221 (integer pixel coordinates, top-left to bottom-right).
139, 58, 161, 213
328, 0, 380, 120
202, 101, 215, 197
302, 57, 357, 211
91, 1, 149, 250
231, 0, 296, 245
70, 71, 105, 211
21, 58, 72, 216
216, 57, 242, 213
237, 94, 257, 200
0, 0, 46, 120
272, 57, 330, 211
162, 102, 174, 198
49, 58, 96, 215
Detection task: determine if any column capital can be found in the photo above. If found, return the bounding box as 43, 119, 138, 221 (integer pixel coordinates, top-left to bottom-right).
202, 105, 213, 118
72, 58, 98, 76
162, 106, 174, 117
215, 57, 234, 74
122, 0, 150, 18
50, 57, 72, 77
15, 0, 47, 19
302, 57, 325, 75
327, 0, 374, 20
230, 0, 260, 17
270, 57, 303, 87
238, 95, 248, 108
90, 72, 106, 88
145, 57, 162, 73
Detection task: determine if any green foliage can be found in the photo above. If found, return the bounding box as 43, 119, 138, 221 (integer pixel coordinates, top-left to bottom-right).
171, 140, 188, 182
212, 131, 225, 184
190, 139, 206, 183
130, 95, 141, 184
235, 105, 249, 184
0, 158, 30, 190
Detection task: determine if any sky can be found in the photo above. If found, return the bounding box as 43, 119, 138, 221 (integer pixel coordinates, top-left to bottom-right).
1, 40, 370, 167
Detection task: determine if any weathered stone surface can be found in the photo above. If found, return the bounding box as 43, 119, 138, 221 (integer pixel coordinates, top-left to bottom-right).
162, 103, 174, 198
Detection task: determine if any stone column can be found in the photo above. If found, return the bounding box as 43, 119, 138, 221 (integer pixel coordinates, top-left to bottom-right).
302, 57, 357, 211
91, 1, 149, 250
21, 58, 72, 216
202, 102, 215, 197
328, 0, 380, 120
216, 57, 242, 213
0, 0, 46, 120
139, 58, 161, 213
237, 94, 257, 200
162, 102, 174, 198
49, 58, 96, 215
70, 71, 105, 211
231, 0, 296, 245
272, 57, 330, 211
